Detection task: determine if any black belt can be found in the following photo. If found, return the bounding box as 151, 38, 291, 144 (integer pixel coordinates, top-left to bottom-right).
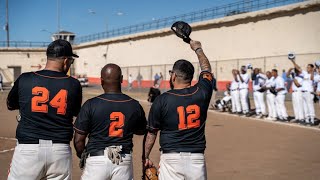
90, 149, 131, 156
162, 150, 204, 154
231, 89, 238, 91
18, 140, 69, 144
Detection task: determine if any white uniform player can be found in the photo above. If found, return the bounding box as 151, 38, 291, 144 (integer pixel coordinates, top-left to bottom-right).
301, 70, 316, 125
289, 69, 305, 122
252, 70, 267, 118
264, 72, 277, 120
290, 60, 316, 125
273, 70, 288, 121
231, 70, 241, 114
237, 66, 250, 115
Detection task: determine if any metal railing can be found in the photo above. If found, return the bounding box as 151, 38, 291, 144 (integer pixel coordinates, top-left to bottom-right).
0, 41, 50, 48
75, 0, 305, 44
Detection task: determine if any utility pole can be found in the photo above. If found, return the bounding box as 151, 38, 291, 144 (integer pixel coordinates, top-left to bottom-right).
6, 0, 10, 47
57, 0, 61, 32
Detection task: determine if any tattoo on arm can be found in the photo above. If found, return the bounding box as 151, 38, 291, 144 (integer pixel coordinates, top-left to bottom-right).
196, 49, 211, 72
143, 131, 158, 159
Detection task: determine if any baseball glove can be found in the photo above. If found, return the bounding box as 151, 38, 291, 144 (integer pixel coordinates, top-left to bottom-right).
143, 167, 158, 180
79, 149, 89, 170
269, 87, 277, 96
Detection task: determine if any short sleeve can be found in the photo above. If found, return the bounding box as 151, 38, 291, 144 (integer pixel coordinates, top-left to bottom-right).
277, 78, 285, 89
147, 97, 162, 132
242, 74, 250, 83
74, 100, 91, 135
73, 80, 83, 117
198, 71, 214, 93
134, 104, 147, 134
7, 75, 21, 110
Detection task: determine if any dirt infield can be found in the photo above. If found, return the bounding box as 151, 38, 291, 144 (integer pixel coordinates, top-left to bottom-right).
0, 87, 320, 180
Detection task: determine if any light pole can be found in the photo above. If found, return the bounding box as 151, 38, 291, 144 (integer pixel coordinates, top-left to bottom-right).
6, 0, 9, 47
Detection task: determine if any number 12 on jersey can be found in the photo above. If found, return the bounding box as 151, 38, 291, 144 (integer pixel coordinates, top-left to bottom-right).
177, 104, 200, 130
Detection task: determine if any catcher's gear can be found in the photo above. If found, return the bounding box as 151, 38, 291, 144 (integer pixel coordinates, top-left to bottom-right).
79, 149, 89, 170
288, 52, 295, 60
143, 166, 158, 180
171, 21, 192, 44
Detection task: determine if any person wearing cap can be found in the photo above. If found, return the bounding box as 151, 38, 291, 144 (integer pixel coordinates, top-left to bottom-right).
236, 66, 250, 116
7, 39, 82, 179
230, 69, 242, 114
252, 68, 267, 118
314, 61, 320, 107
289, 58, 316, 126
263, 71, 277, 120
286, 67, 305, 123
272, 69, 289, 121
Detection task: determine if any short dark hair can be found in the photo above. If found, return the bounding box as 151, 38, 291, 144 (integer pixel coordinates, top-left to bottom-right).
308, 64, 314, 68
272, 69, 278, 73
172, 59, 194, 82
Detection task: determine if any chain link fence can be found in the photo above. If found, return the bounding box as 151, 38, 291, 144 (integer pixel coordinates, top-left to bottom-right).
122, 53, 320, 90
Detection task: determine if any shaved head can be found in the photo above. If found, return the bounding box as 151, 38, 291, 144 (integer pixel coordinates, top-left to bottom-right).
101, 63, 123, 93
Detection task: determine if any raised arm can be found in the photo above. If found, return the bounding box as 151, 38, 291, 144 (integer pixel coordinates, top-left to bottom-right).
190, 40, 211, 73
290, 60, 302, 73
286, 68, 294, 78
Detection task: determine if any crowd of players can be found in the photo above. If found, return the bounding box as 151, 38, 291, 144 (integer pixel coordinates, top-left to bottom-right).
215, 53, 320, 126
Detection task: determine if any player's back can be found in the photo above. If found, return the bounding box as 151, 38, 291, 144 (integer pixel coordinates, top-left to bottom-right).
11, 70, 82, 143
148, 73, 213, 153
74, 93, 146, 154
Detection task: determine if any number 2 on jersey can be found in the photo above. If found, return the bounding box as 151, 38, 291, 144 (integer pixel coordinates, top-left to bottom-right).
177, 104, 200, 130
32, 87, 68, 115
109, 112, 125, 137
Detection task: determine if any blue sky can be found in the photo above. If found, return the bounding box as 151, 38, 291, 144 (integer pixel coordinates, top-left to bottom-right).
0, 0, 236, 42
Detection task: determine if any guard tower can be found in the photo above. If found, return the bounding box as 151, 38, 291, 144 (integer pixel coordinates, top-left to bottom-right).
51, 31, 76, 44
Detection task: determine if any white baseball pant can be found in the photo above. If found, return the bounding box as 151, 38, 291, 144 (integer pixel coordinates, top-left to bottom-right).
275, 94, 288, 119
239, 89, 249, 113
253, 91, 266, 115
292, 91, 305, 120
159, 152, 206, 180
81, 153, 133, 180
231, 90, 241, 113
302, 92, 315, 123
266, 93, 277, 119
8, 140, 72, 180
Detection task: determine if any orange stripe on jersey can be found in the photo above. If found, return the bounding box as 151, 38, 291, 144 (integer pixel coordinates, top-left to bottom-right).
33, 72, 70, 79
97, 97, 133, 103
165, 87, 199, 97
201, 72, 213, 81
73, 126, 87, 134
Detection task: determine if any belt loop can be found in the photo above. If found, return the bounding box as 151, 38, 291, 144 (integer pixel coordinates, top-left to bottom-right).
39, 139, 53, 147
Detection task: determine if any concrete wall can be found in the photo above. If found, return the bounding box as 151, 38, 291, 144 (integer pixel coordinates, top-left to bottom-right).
0, 0, 319, 86
72, 0, 320, 82
0, 49, 46, 83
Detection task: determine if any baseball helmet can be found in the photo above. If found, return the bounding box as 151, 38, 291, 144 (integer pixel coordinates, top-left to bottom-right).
288, 52, 295, 60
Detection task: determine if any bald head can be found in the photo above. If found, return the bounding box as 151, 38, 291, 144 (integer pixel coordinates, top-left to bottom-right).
101, 64, 123, 92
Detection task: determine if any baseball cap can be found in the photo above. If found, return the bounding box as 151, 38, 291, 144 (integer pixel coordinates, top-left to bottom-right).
288, 52, 295, 60
46, 39, 79, 58
315, 60, 320, 67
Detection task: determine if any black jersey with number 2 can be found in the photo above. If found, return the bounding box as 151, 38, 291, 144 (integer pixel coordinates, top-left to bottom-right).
148, 71, 213, 153
74, 93, 147, 154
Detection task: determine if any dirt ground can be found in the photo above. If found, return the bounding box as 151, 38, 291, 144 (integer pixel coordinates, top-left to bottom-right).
0, 87, 320, 180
